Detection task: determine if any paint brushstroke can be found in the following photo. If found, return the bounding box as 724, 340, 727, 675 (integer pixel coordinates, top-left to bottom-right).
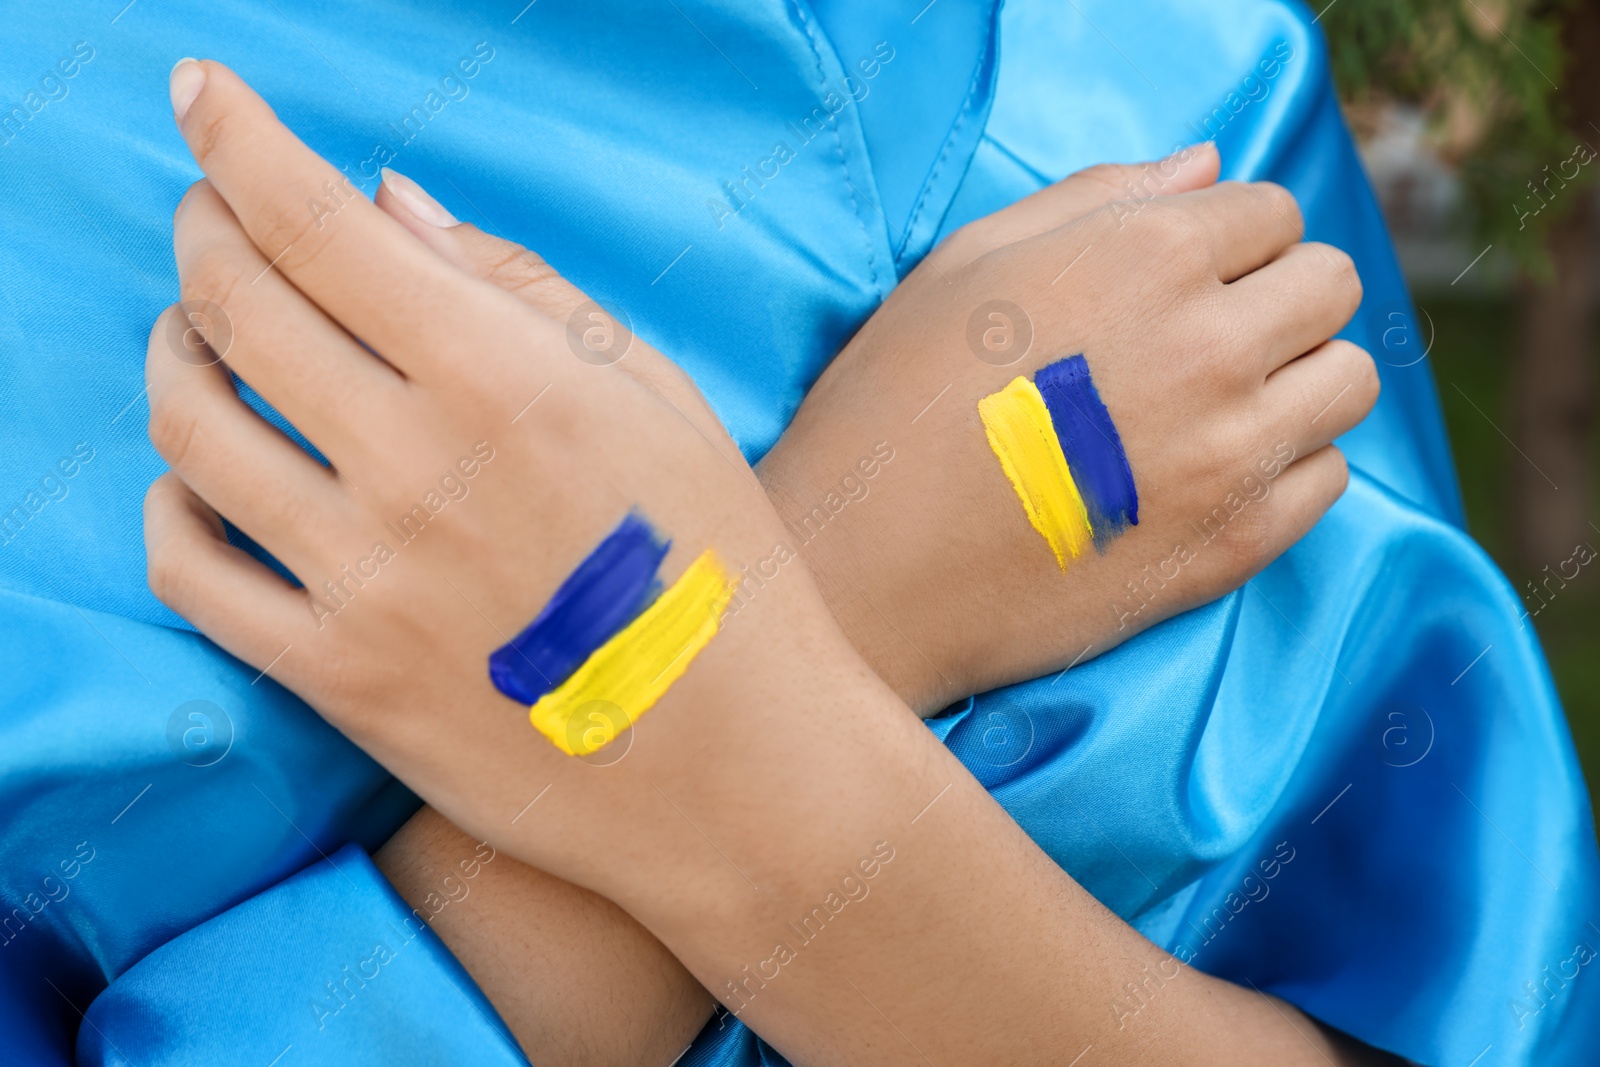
977, 376, 1095, 570
1035, 355, 1139, 550
488, 511, 669, 705
528, 549, 737, 756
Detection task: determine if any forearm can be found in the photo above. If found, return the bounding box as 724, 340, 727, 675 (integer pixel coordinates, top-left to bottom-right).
434, 588, 1366, 1065
623, 696, 1300, 1063
369, 532, 1372, 1066
379, 791, 1387, 1067
375, 805, 713, 1067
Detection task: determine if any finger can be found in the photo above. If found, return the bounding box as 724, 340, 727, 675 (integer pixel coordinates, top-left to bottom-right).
144, 471, 315, 672
934, 142, 1220, 269
1227, 241, 1363, 373
145, 304, 349, 574
1256, 444, 1350, 561
374, 168, 740, 459
174, 179, 409, 464
374, 168, 588, 322
1262, 340, 1381, 456
169, 59, 510, 379
1170, 180, 1305, 281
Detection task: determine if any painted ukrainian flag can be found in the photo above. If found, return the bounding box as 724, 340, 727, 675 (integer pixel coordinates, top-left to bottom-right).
488, 512, 736, 756
978, 355, 1139, 570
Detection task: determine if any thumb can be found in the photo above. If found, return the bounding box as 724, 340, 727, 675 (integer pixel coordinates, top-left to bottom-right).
932, 141, 1220, 270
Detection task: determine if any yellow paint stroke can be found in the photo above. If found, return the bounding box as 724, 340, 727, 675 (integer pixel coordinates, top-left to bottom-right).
528, 549, 736, 756
977, 376, 1095, 571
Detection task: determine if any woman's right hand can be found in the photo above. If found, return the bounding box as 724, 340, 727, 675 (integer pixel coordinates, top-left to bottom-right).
760, 142, 1378, 710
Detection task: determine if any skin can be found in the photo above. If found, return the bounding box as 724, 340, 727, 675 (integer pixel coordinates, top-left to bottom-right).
762, 152, 1375, 712
367, 151, 1385, 1064
146, 61, 1391, 1066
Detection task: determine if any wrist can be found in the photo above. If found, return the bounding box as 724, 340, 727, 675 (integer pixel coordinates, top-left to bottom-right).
569, 580, 941, 926
757, 441, 970, 715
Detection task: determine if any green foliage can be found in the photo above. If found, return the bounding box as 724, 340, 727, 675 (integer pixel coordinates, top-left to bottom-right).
1320, 0, 1588, 275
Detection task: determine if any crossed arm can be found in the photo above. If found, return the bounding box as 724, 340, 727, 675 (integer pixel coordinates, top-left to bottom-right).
146, 60, 1393, 1065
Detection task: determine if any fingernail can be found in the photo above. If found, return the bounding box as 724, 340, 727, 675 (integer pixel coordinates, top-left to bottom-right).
1165, 141, 1213, 164
170, 58, 205, 122
380, 167, 459, 228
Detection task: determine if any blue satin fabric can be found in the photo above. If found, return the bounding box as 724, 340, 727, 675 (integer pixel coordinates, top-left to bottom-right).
0, 1, 1592, 1066
73, 844, 529, 1066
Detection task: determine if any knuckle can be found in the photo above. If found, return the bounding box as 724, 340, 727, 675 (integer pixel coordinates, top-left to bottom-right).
1326, 446, 1351, 494
1326, 441, 1350, 473
1341, 341, 1382, 410
142, 471, 182, 521
372, 481, 427, 526
145, 527, 195, 610
180, 241, 249, 314
173, 179, 209, 224
1079, 163, 1133, 199
1216, 500, 1276, 575
253, 196, 327, 271
1326, 246, 1364, 307
1253, 181, 1304, 240
302, 624, 390, 717
147, 306, 173, 353
146, 546, 184, 607
483, 245, 565, 302
1138, 204, 1210, 269
1184, 291, 1248, 375
953, 246, 1006, 298
313, 644, 363, 708
272, 494, 338, 560
1312, 242, 1359, 289
147, 388, 202, 469
1303, 445, 1351, 509
188, 112, 231, 171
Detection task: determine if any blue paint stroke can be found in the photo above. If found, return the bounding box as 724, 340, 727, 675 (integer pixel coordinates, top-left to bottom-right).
488, 511, 669, 705
1035, 355, 1138, 550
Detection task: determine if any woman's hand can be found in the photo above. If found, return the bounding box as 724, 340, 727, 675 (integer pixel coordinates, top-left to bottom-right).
145, 61, 810, 829
763, 143, 1377, 710
375, 144, 1377, 714
364, 151, 1389, 1066
145, 61, 1389, 1066
144, 62, 944, 1062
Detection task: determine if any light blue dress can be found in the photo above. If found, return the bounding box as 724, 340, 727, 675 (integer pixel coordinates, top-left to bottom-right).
0, 1, 1592, 1063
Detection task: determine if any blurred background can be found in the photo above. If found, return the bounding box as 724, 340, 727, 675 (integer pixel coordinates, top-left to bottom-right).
1325, 2, 1599, 808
